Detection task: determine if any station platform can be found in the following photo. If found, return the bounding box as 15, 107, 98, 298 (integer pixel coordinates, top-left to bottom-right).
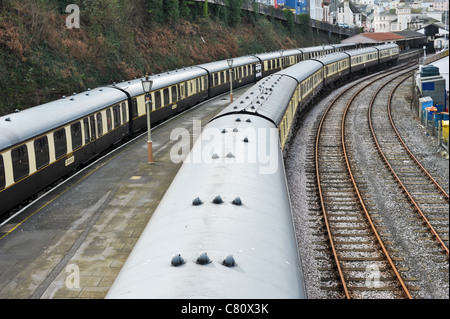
0, 88, 247, 299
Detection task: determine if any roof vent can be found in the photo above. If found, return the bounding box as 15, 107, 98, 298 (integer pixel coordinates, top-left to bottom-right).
5, 117, 11, 122
233, 128, 239, 132
243, 137, 249, 143
212, 153, 219, 159
221, 255, 237, 267
232, 197, 242, 206
226, 152, 235, 158
246, 118, 252, 123
236, 118, 241, 122
222, 129, 227, 134
196, 252, 212, 265
192, 197, 203, 206
234, 106, 238, 109
171, 254, 186, 267
213, 195, 223, 204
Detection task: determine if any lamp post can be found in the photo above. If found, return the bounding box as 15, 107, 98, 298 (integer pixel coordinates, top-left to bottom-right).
141, 76, 154, 164
423, 45, 426, 65
227, 59, 234, 103
279, 49, 284, 70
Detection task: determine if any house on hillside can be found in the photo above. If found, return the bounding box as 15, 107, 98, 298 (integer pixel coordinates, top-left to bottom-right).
284, 0, 308, 15
337, 0, 364, 28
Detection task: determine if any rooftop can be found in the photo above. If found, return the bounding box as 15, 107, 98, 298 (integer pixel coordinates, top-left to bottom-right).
360, 32, 405, 41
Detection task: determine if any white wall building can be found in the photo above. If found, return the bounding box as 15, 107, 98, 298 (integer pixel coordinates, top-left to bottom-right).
337, 0, 363, 27
372, 11, 397, 31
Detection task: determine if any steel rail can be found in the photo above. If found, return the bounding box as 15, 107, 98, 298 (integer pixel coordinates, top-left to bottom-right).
341, 68, 415, 299
369, 73, 450, 258
388, 76, 449, 201
315, 65, 414, 299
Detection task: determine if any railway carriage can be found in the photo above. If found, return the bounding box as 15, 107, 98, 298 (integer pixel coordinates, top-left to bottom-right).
196, 56, 261, 98
331, 43, 357, 52
314, 52, 351, 87
279, 49, 305, 68
112, 67, 209, 134
376, 43, 400, 66
348, 47, 380, 74
300, 45, 334, 60
106, 70, 307, 300
0, 87, 129, 216
275, 60, 324, 149
255, 51, 290, 77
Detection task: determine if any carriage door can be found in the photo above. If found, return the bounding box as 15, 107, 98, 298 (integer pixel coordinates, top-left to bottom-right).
84, 115, 97, 156
254, 63, 262, 82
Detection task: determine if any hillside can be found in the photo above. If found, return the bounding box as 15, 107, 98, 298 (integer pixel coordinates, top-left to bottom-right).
0, 0, 340, 116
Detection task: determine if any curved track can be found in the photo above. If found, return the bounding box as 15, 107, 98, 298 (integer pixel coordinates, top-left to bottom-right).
315, 66, 417, 299
368, 74, 449, 258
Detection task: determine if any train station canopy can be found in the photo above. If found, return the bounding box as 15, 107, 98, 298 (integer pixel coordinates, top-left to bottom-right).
341, 32, 405, 44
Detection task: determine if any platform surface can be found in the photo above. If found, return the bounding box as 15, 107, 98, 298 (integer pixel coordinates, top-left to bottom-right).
0, 89, 246, 299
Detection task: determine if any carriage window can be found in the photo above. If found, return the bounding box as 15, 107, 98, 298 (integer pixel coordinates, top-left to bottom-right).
113, 105, 121, 128
89, 115, 96, 141
97, 113, 103, 137
122, 103, 127, 123
172, 86, 178, 102
83, 118, 90, 144
0, 155, 5, 190
163, 88, 170, 106
54, 128, 67, 159
155, 91, 161, 109
131, 98, 138, 119
106, 109, 112, 132
213, 73, 219, 86
34, 136, 50, 170
71, 122, 82, 150
180, 83, 185, 99
12, 145, 29, 182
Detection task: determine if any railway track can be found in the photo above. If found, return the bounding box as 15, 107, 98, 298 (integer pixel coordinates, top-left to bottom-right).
313, 65, 420, 299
